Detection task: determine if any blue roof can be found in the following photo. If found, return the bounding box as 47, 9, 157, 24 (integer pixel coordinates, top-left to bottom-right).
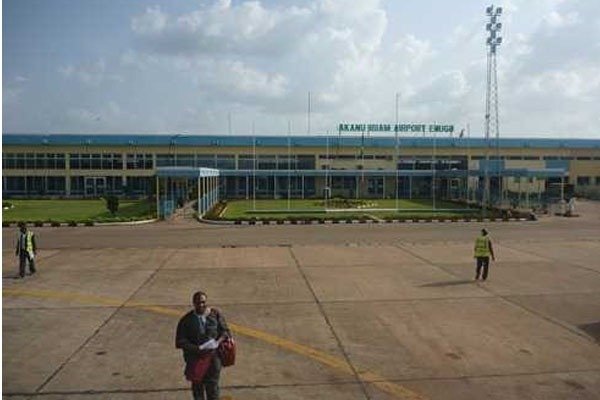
3, 133, 600, 149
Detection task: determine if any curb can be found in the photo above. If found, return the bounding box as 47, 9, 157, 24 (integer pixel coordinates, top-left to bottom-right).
197, 217, 534, 226
94, 219, 158, 226
2, 218, 158, 228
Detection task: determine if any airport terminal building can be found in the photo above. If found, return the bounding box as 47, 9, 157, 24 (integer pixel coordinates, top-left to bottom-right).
2, 133, 600, 202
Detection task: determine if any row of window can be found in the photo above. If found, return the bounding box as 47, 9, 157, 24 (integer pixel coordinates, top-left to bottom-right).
126, 154, 154, 169
471, 155, 599, 161
576, 176, 600, 186
3, 176, 154, 195
4, 174, 600, 197
155, 154, 236, 169
237, 155, 316, 170
319, 155, 393, 160
3, 152, 600, 170
69, 153, 123, 170
3, 153, 66, 169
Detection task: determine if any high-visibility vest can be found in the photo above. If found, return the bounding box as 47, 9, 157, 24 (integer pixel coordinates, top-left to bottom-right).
19, 231, 34, 254
474, 235, 491, 257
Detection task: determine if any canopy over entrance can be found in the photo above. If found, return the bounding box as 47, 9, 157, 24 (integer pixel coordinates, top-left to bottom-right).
155, 167, 220, 219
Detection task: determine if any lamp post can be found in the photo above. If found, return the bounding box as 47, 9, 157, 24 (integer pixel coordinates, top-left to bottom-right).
395, 92, 399, 210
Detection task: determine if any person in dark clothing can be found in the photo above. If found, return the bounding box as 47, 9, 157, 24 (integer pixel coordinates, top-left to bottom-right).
15, 223, 37, 278
474, 228, 496, 281
176, 291, 231, 400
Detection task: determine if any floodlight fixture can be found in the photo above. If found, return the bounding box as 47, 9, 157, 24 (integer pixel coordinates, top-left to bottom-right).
486, 5, 493, 15
496, 7, 503, 15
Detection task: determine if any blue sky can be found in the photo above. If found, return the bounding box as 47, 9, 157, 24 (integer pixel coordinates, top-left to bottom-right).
3, 0, 600, 137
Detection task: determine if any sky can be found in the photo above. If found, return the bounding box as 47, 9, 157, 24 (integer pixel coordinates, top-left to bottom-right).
3, 0, 600, 138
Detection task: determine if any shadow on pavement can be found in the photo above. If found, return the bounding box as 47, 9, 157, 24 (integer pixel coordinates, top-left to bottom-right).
578, 321, 600, 343
419, 279, 475, 288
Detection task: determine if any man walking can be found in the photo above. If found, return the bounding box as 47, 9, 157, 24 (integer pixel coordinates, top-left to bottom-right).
176, 291, 231, 400
15, 223, 37, 278
474, 228, 495, 281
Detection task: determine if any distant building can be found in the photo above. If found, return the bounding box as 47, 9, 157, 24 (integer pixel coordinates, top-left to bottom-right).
2, 134, 598, 201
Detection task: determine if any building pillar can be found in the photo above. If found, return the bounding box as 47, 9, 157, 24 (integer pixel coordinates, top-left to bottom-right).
156, 176, 160, 218
197, 177, 201, 214
203, 176, 207, 214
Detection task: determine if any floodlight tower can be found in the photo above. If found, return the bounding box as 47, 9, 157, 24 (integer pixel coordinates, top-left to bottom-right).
484, 5, 503, 208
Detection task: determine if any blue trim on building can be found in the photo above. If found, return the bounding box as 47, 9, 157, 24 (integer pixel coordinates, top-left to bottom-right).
156, 167, 219, 178
155, 168, 566, 178
3, 134, 600, 149
545, 160, 570, 170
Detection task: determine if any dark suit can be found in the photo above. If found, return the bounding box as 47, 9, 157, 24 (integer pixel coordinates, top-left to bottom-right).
176, 308, 231, 400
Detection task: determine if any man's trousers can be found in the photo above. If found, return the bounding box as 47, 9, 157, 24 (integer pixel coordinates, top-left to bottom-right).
19, 252, 36, 277
191, 356, 222, 400
476, 256, 490, 280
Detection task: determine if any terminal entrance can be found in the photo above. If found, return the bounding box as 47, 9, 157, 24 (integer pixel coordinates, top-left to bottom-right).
84, 177, 106, 197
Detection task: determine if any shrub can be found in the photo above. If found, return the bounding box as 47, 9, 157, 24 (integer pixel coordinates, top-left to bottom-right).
84, 220, 94, 227
68, 220, 78, 227
34, 221, 44, 227
50, 221, 61, 227
105, 196, 119, 215
2, 221, 11, 227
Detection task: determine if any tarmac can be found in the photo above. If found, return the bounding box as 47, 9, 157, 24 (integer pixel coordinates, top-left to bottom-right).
2, 200, 600, 399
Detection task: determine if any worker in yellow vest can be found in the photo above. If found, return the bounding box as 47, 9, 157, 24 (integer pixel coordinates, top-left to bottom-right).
474, 228, 495, 281
15, 223, 37, 278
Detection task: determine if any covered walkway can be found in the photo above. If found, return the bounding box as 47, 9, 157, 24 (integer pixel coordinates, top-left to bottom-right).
155, 167, 220, 219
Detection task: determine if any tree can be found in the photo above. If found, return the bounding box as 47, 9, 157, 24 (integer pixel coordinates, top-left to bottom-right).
105, 195, 119, 215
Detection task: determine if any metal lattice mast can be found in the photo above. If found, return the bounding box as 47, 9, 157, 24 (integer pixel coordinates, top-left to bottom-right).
484, 5, 503, 208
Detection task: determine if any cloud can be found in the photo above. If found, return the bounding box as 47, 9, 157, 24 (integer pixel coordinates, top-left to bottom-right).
543, 10, 580, 28
131, 6, 168, 35
197, 59, 289, 100
131, 1, 313, 57
124, 0, 391, 115
59, 59, 123, 86
5, 0, 600, 137
3, 76, 30, 106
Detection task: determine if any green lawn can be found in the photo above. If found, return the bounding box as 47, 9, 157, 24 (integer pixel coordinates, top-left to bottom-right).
221, 199, 481, 220
3, 199, 155, 223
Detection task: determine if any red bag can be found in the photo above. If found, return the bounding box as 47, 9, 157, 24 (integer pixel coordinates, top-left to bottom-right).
218, 337, 236, 367
185, 352, 214, 383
